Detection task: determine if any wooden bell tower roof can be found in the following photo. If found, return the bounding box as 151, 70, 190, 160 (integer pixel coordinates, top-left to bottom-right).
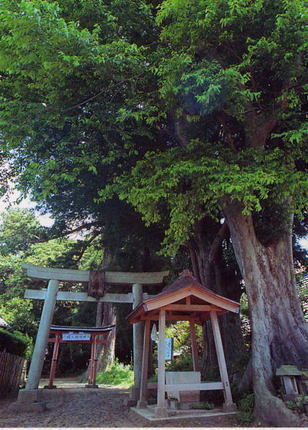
127, 270, 240, 324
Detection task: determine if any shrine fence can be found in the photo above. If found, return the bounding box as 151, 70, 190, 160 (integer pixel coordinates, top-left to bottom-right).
0, 351, 25, 397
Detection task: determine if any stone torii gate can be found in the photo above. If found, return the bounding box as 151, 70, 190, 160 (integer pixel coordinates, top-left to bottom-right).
18, 263, 168, 405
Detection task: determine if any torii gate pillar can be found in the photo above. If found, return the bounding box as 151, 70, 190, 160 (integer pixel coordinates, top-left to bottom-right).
131, 283, 144, 402
26, 280, 59, 390
18, 279, 59, 405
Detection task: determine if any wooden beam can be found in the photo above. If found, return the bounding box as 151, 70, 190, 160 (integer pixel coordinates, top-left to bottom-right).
48, 339, 108, 344
137, 319, 151, 408
25, 289, 155, 304
145, 286, 239, 313
22, 263, 169, 285
141, 315, 201, 322
156, 309, 167, 417
48, 333, 60, 388
164, 382, 224, 391
190, 321, 199, 371
210, 311, 235, 408
161, 304, 220, 312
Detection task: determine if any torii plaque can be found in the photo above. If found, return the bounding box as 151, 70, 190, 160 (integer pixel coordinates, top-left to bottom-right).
18, 263, 168, 405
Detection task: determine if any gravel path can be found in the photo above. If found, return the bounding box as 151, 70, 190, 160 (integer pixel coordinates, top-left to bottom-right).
0, 385, 238, 428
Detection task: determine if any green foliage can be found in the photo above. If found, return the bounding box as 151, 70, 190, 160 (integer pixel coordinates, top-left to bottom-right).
1, 0, 305, 263
104, 0, 307, 255
0, 298, 37, 338
0, 252, 28, 298
96, 360, 134, 387
0, 208, 105, 373
166, 354, 193, 372
0, 327, 32, 358
0, 2, 305, 402
114, 139, 307, 255
78, 238, 104, 271
285, 395, 307, 413
0, 208, 46, 255
296, 275, 308, 319
190, 401, 215, 410
25, 238, 81, 268
238, 392, 255, 425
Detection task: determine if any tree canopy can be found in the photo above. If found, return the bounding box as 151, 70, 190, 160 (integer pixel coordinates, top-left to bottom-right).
1, 0, 306, 252
107, 0, 307, 254
0, 0, 307, 425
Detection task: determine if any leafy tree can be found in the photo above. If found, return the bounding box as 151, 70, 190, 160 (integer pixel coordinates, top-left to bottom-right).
0, 208, 47, 255
0, 0, 170, 377
0, 298, 36, 338
0, 208, 102, 372
110, 0, 307, 424
0, 0, 167, 272
0, 1, 306, 424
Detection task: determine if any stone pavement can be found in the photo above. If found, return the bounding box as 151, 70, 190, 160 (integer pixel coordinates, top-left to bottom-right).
0, 384, 238, 428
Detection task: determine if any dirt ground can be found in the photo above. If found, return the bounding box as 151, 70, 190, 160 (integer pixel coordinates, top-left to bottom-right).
0, 382, 239, 428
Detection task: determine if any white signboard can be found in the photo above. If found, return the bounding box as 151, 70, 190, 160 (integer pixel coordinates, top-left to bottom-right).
62, 332, 91, 341
165, 338, 174, 361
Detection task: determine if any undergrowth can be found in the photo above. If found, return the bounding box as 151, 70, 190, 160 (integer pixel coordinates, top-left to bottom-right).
190, 401, 215, 410
237, 392, 255, 425
96, 360, 134, 388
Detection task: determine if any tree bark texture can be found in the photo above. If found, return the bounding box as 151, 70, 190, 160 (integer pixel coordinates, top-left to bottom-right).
96, 302, 116, 373
188, 217, 245, 382
224, 201, 308, 426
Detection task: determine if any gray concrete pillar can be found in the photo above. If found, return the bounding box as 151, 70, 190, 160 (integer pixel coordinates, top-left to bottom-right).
25, 280, 59, 390
131, 283, 144, 400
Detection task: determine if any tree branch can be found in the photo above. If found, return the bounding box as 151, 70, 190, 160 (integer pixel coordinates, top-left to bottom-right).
34, 221, 102, 244
74, 231, 101, 263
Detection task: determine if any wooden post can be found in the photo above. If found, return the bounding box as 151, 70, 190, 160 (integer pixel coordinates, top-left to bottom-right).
47, 333, 60, 389
96, 302, 104, 326
210, 311, 236, 411
155, 309, 168, 418
190, 321, 199, 371
131, 283, 144, 401
92, 334, 99, 387
137, 319, 151, 408
25, 280, 59, 390
86, 334, 99, 388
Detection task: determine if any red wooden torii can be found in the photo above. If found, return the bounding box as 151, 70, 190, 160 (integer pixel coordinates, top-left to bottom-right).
47, 325, 115, 389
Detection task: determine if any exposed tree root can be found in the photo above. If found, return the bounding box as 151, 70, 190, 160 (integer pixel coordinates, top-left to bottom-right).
254, 384, 301, 427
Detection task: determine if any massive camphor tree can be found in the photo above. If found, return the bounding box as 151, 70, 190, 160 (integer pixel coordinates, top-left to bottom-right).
0, 0, 307, 425
115, 0, 307, 424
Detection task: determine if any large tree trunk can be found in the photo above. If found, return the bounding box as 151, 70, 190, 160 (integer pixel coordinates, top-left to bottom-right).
96, 302, 116, 373
188, 217, 245, 382
224, 201, 308, 426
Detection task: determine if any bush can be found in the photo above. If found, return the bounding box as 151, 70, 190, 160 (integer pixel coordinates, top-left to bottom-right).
96, 360, 134, 387
0, 327, 32, 358
191, 401, 215, 410
237, 392, 254, 425
166, 353, 193, 371
148, 372, 157, 382
286, 395, 307, 413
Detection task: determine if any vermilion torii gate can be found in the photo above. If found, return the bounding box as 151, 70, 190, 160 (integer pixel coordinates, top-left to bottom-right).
18, 263, 168, 405
47, 325, 115, 389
